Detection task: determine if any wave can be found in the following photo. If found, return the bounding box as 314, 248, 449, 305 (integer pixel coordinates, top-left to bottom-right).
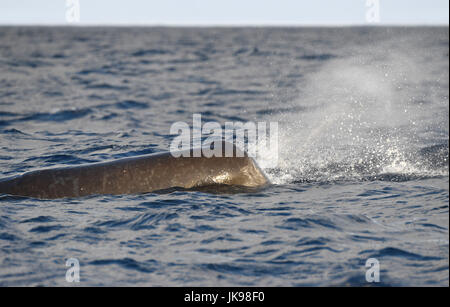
262, 143, 448, 184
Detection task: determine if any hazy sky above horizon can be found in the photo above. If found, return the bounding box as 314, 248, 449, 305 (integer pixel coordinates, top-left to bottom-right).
0, 0, 448, 25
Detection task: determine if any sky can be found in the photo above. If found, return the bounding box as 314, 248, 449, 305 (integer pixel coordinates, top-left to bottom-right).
0, 0, 448, 25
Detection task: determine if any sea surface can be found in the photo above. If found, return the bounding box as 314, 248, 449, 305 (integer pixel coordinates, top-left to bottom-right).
0, 27, 448, 286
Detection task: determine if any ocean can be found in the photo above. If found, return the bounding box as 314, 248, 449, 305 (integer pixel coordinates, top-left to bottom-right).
0, 26, 448, 286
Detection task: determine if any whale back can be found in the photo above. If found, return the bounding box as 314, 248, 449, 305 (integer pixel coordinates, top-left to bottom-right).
0, 142, 269, 199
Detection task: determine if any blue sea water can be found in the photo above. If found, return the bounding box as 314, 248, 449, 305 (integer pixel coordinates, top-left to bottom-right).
0, 27, 448, 286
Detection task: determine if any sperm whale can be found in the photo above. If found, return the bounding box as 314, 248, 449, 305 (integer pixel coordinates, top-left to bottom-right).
0, 141, 269, 199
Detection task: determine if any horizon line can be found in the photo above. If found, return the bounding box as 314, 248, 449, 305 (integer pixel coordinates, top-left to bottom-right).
0, 22, 448, 27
